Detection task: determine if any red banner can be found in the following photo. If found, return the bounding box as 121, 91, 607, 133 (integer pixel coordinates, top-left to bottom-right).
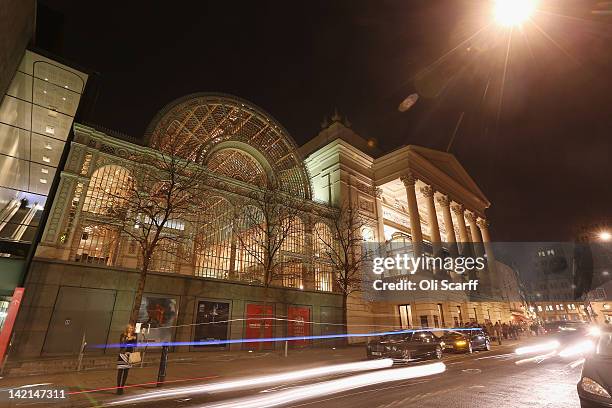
287, 306, 310, 347
245, 304, 273, 350
0, 287, 25, 364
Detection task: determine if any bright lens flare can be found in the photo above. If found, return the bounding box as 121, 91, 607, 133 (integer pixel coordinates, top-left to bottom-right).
515, 341, 560, 355
588, 326, 602, 337
559, 340, 594, 358
494, 0, 536, 27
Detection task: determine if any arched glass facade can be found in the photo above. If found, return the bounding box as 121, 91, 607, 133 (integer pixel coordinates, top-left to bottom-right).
63, 95, 336, 292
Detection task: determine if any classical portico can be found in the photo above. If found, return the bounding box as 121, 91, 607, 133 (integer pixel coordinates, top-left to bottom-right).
300, 114, 510, 330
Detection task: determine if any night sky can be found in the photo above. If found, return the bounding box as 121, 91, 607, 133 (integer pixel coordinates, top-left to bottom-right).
38, 0, 612, 241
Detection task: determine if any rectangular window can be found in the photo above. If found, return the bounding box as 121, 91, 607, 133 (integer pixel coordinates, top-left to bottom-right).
420, 315, 429, 327
282, 257, 303, 289
314, 262, 333, 292
399, 304, 412, 328
437, 303, 445, 327
75, 224, 119, 265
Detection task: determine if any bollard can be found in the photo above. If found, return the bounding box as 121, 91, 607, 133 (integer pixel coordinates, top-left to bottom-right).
157, 345, 169, 387
284, 340, 288, 357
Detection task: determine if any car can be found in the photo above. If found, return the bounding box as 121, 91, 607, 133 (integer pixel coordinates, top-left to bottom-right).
440, 329, 491, 353
466, 328, 492, 351
577, 325, 612, 408
366, 330, 443, 362
544, 321, 589, 335
547, 321, 591, 346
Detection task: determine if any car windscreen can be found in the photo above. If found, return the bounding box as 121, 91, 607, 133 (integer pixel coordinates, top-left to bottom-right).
596, 332, 612, 358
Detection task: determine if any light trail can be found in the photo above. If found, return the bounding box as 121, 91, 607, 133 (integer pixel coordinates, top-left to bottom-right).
558, 340, 594, 358
199, 362, 446, 408
110, 358, 394, 405
97, 327, 483, 349
515, 340, 560, 355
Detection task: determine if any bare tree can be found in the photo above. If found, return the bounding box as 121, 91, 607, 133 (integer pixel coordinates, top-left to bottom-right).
103, 144, 209, 326
234, 188, 303, 288
315, 202, 374, 343
233, 189, 303, 350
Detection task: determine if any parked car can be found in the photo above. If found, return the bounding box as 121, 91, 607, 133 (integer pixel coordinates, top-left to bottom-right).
577, 326, 612, 408
367, 330, 443, 362
440, 329, 491, 353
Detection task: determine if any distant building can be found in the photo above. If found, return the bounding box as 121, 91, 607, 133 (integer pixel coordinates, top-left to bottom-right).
522, 245, 589, 322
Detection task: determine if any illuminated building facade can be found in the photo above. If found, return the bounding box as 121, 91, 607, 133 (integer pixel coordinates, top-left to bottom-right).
11, 94, 515, 358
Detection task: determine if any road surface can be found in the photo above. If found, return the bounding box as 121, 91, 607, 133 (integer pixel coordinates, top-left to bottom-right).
109, 344, 582, 408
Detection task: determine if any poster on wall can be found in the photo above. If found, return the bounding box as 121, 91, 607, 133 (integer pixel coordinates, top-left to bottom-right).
245, 303, 273, 350
287, 306, 311, 347
137, 296, 178, 344
193, 300, 230, 348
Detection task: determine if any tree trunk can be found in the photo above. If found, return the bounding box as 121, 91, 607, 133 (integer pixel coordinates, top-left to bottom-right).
340, 293, 349, 347
258, 282, 271, 352
129, 258, 150, 326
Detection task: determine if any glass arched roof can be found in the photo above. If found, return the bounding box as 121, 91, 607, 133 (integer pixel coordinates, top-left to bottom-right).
145, 93, 312, 199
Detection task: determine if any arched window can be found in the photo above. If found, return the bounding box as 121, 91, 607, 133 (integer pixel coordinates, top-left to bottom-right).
194, 196, 234, 279
313, 222, 334, 292
361, 226, 375, 242
82, 165, 132, 215
234, 205, 265, 283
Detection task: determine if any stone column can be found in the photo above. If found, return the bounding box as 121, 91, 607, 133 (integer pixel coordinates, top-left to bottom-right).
465, 211, 483, 282
374, 188, 386, 242
436, 194, 458, 256
420, 186, 441, 256
400, 173, 422, 257
465, 212, 482, 244
451, 204, 469, 255
477, 217, 496, 292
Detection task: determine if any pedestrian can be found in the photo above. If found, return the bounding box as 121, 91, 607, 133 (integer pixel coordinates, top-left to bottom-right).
117, 324, 138, 395
494, 322, 502, 345
502, 323, 509, 340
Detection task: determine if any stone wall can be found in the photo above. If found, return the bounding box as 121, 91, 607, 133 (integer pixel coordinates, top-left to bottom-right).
11, 259, 343, 358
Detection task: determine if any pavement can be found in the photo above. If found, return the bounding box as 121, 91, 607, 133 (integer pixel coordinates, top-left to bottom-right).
0, 336, 585, 408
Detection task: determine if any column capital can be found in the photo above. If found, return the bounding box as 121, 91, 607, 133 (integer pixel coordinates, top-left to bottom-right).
400, 173, 416, 187
451, 203, 465, 215
375, 187, 383, 198
477, 218, 489, 229
465, 211, 477, 223
436, 194, 450, 207
419, 185, 434, 198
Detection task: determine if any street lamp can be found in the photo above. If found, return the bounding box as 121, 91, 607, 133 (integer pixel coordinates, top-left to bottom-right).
599, 231, 611, 241
494, 0, 536, 27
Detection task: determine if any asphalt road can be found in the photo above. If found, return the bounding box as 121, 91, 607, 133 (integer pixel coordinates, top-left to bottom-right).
111, 343, 583, 408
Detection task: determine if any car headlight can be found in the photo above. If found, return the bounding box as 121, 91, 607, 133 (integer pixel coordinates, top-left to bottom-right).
580, 377, 611, 399
455, 340, 467, 346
